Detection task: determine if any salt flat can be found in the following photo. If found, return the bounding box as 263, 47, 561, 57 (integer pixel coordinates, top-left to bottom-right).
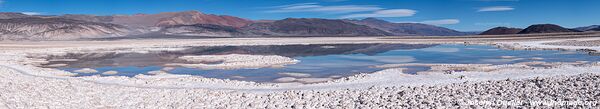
2, 32, 600, 108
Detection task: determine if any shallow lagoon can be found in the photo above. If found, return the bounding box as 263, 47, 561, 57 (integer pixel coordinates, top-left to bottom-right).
44, 44, 600, 83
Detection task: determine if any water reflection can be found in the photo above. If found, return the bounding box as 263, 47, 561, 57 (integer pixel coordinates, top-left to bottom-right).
39, 44, 600, 83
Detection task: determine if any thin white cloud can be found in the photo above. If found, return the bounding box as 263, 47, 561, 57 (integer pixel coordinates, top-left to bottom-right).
477, 6, 514, 12
419, 19, 460, 25
265, 3, 382, 14
21, 12, 42, 15
474, 22, 512, 26
340, 9, 416, 18
396, 19, 460, 25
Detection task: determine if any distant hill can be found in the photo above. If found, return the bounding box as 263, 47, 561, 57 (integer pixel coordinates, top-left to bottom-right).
589, 27, 600, 31
517, 24, 580, 34
345, 18, 468, 36
573, 25, 600, 31
242, 18, 392, 36
0, 12, 35, 19
479, 27, 523, 35
0, 17, 131, 40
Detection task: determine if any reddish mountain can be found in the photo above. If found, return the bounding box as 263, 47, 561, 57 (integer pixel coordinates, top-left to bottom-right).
110, 11, 253, 28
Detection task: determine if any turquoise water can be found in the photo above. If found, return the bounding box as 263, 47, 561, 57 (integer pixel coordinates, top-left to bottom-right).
46, 44, 600, 82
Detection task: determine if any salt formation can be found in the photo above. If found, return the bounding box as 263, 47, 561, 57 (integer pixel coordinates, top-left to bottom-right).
74, 68, 98, 73
278, 72, 312, 78
166, 54, 299, 70
101, 71, 118, 75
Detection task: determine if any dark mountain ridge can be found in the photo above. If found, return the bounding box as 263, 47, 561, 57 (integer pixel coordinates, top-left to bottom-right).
517, 24, 580, 34
345, 18, 469, 36
241, 18, 393, 36
574, 25, 600, 31
479, 27, 523, 35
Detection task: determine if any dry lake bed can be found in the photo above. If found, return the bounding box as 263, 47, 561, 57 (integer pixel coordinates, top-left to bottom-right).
2, 32, 600, 108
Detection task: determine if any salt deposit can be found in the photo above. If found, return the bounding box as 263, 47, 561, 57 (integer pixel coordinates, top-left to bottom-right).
73, 68, 98, 73
101, 71, 118, 75
500, 56, 516, 59
147, 70, 168, 75
161, 67, 175, 71
530, 57, 544, 60
296, 78, 334, 84
278, 72, 312, 78
45, 63, 67, 67
273, 77, 297, 83
166, 54, 299, 70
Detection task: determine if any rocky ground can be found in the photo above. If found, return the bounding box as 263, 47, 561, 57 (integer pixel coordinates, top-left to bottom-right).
2, 34, 600, 108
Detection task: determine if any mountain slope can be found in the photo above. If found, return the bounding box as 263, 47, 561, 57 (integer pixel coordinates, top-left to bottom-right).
0, 17, 131, 40
517, 24, 580, 34
111, 11, 253, 28
345, 18, 468, 36
479, 27, 523, 35
574, 25, 600, 31
0, 12, 35, 19
58, 11, 253, 28
160, 24, 247, 37
589, 27, 600, 31
242, 18, 392, 36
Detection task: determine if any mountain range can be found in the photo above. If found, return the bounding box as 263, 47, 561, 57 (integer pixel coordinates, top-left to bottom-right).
0, 17, 131, 40
574, 25, 600, 31
479, 24, 597, 35
0, 11, 597, 40
344, 18, 468, 36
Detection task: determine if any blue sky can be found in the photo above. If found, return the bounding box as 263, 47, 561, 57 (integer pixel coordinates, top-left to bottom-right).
1, 0, 599, 31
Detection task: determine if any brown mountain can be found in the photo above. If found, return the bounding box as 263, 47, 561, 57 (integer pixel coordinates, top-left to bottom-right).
241, 18, 392, 36
111, 11, 252, 28
0, 17, 131, 40
57, 11, 253, 28
345, 18, 468, 36
517, 24, 580, 34
479, 27, 523, 35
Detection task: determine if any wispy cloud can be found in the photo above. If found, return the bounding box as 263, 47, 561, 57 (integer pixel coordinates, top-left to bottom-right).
398, 19, 460, 25
418, 19, 460, 25
477, 6, 514, 12
474, 22, 512, 26
21, 12, 42, 15
340, 9, 416, 18
264, 3, 382, 14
